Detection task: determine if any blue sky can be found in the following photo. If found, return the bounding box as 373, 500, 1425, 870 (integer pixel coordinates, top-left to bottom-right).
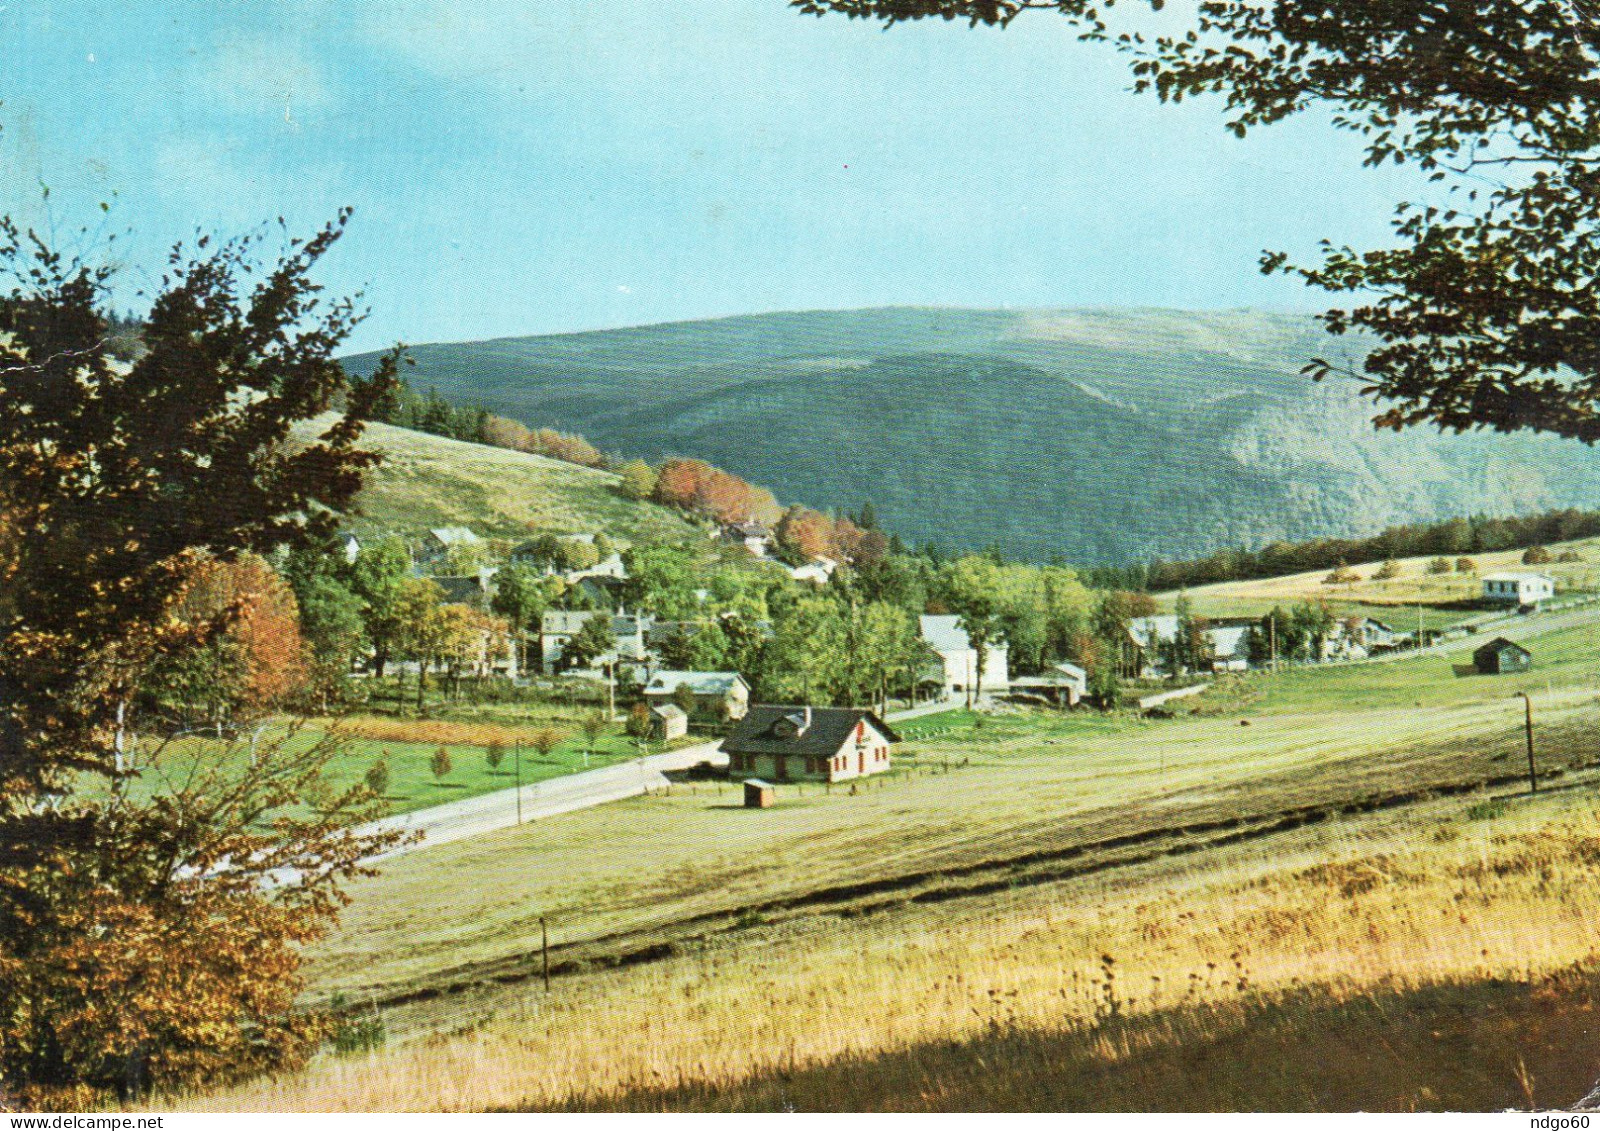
2, 1, 1421, 353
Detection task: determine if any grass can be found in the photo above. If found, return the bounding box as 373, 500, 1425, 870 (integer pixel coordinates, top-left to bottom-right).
138, 606, 1600, 1112
264, 608, 1600, 1007
172, 784, 1600, 1112
1157, 534, 1600, 624
293, 416, 699, 544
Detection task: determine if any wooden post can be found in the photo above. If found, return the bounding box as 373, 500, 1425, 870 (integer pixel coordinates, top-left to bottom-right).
515, 741, 523, 825
541, 916, 550, 992
1519, 691, 1537, 794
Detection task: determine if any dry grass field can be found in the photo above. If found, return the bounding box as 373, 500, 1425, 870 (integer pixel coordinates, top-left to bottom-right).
1156, 535, 1600, 625
175, 785, 1600, 1112
143, 609, 1600, 1112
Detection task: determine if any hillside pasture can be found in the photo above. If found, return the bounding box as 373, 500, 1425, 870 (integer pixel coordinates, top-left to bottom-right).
1157, 535, 1600, 624
293, 416, 699, 544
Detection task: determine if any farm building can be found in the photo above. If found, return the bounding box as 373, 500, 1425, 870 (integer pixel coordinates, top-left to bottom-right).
1482, 571, 1555, 608
1473, 637, 1533, 675
643, 670, 750, 722
1008, 662, 1088, 706
417, 526, 482, 570
649, 703, 689, 741
918, 615, 1010, 701
721, 705, 900, 783
1125, 617, 1255, 676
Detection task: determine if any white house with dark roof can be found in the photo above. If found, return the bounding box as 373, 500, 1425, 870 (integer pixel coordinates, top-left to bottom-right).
1482, 571, 1555, 607
918, 615, 1009, 700
721, 705, 899, 783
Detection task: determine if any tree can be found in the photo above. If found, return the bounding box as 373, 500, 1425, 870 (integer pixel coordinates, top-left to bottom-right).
430, 746, 453, 782
0, 214, 401, 1102
1456, 557, 1478, 574
1323, 562, 1360, 586
1524, 545, 1554, 565
625, 702, 653, 741
1427, 556, 1453, 575
392, 577, 447, 709
672, 681, 699, 717
491, 563, 554, 673
616, 459, 658, 501
531, 728, 564, 761
485, 740, 506, 773
1373, 558, 1403, 581
365, 757, 390, 796
562, 614, 616, 671
581, 711, 607, 752
350, 536, 413, 678
944, 555, 1005, 704
797, 0, 1600, 445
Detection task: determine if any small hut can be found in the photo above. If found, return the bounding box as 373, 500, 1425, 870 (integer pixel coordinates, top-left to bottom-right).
743, 779, 775, 809
1473, 637, 1532, 675
649, 703, 688, 742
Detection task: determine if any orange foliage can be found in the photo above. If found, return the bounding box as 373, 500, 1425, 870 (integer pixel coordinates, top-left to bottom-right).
777, 506, 835, 561
481, 414, 604, 468
176, 554, 309, 711
654, 458, 780, 525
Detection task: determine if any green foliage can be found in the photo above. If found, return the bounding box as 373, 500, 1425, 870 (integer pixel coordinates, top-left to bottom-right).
485, 741, 506, 771
562, 614, 616, 671
430, 746, 453, 781
365, 757, 390, 796
1427, 557, 1453, 575
1373, 559, 1402, 581
625, 701, 652, 740
1524, 546, 1553, 566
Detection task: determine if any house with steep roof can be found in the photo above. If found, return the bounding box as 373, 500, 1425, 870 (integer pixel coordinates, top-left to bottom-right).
721, 705, 899, 783
418, 526, 482, 571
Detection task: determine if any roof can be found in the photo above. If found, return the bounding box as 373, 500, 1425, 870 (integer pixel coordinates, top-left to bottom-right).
1474, 636, 1531, 659
644, 670, 746, 696
432, 575, 487, 605
919, 615, 972, 652
1209, 625, 1251, 657
1128, 616, 1180, 648
721, 706, 901, 757
427, 526, 480, 546
1483, 571, 1554, 584
723, 521, 771, 539
649, 703, 687, 721
541, 610, 648, 635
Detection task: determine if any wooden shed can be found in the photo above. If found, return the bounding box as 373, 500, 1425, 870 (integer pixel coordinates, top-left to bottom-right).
743, 778, 775, 809
649, 703, 688, 742
1473, 637, 1532, 675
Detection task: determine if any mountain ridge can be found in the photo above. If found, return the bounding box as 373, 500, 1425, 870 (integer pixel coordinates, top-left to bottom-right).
343, 307, 1600, 564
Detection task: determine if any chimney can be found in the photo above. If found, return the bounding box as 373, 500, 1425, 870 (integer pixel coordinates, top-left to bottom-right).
800, 705, 812, 734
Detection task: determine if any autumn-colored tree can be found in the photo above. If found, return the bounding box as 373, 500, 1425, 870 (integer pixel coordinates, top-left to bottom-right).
776, 505, 835, 562
0, 215, 401, 1103
531, 728, 565, 761
625, 701, 652, 741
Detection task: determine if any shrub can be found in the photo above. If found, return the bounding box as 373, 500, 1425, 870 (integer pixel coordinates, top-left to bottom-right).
1523, 545, 1552, 565
430, 746, 452, 781
1456, 557, 1477, 573
1427, 556, 1452, 575
485, 740, 506, 771
364, 757, 390, 796
1373, 558, 1402, 580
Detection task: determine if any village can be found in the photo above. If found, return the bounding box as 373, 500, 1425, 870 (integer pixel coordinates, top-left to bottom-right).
311, 509, 1593, 816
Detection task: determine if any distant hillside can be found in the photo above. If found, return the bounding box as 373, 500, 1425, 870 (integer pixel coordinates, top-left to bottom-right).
343, 308, 1600, 564
294, 416, 698, 544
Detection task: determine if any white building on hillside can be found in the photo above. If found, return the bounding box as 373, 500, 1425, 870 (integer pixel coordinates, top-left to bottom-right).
1482, 571, 1555, 607
918, 614, 1009, 701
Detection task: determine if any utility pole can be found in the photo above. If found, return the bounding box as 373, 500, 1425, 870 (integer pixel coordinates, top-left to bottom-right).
1269, 615, 1277, 674
1517, 691, 1537, 794
514, 740, 523, 825
541, 916, 550, 992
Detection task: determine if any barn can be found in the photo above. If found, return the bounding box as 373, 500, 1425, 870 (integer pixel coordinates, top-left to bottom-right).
721, 705, 900, 783
1473, 637, 1532, 675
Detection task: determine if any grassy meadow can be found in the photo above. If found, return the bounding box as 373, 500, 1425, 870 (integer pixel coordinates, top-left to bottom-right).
1155, 534, 1600, 625
138, 606, 1600, 1112
176, 780, 1600, 1112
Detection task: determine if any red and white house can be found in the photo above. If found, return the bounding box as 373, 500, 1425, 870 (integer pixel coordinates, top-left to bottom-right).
720, 706, 900, 783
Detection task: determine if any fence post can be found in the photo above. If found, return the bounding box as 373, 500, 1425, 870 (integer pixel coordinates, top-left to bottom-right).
1517, 691, 1537, 793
